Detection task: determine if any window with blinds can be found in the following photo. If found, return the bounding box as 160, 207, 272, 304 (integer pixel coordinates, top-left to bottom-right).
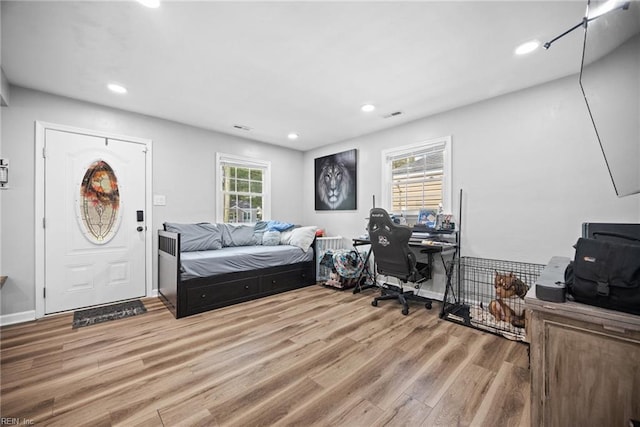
216, 153, 271, 223
382, 137, 451, 215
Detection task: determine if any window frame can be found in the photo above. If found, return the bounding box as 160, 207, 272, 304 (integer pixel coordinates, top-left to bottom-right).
215, 152, 271, 223
380, 135, 452, 216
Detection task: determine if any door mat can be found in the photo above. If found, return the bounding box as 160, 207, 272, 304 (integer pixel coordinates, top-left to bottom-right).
72, 300, 147, 328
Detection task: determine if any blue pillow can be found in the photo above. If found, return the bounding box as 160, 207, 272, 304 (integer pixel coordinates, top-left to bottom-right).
266, 220, 295, 232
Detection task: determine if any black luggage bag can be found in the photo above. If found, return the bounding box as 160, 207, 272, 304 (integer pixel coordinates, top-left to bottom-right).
566, 232, 640, 315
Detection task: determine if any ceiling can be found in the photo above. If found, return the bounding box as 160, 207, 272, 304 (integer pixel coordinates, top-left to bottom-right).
1, 1, 590, 151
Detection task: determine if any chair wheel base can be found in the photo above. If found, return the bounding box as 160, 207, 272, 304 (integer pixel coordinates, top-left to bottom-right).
402, 307, 409, 315
425, 301, 433, 310
372, 300, 378, 307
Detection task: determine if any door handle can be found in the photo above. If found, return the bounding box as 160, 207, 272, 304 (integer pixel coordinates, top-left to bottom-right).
137, 226, 144, 232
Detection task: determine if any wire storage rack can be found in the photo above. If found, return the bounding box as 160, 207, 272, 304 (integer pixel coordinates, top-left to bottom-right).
441, 256, 545, 341
315, 236, 345, 282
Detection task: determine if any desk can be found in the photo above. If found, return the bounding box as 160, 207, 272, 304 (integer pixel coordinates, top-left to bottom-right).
412, 233, 460, 321
411, 241, 455, 278
353, 234, 458, 299
351, 239, 376, 294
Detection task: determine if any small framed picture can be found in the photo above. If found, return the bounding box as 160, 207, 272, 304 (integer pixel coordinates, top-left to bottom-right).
417, 209, 437, 229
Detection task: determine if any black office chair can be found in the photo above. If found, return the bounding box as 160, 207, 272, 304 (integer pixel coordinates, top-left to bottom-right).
368, 208, 433, 315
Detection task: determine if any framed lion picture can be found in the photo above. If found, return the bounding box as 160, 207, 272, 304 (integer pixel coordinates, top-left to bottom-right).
314, 149, 357, 211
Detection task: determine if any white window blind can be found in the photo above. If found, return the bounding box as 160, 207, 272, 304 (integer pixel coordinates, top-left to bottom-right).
382, 137, 451, 215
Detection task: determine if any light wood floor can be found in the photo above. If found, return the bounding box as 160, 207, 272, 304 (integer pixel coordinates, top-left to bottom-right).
1, 285, 530, 426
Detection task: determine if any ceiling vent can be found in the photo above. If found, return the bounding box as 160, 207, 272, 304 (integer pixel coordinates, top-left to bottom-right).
383, 111, 403, 119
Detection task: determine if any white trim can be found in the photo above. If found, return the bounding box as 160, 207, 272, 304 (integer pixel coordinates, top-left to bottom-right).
374, 277, 444, 302
380, 135, 453, 214
382, 139, 447, 160
217, 152, 272, 169
2, 292, 159, 326
35, 123, 45, 319
34, 121, 153, 319
417, 289, 445, 301
215, 152, 272, 222
0, 310, 36, 326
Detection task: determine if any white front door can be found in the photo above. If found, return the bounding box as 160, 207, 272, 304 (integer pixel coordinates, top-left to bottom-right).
44, 129, 147, 314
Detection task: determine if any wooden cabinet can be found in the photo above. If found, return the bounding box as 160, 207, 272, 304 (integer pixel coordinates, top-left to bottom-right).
525, 288, 640, 426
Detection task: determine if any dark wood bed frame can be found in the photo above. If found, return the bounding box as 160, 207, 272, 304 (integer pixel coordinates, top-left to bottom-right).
158, 230, 317, 318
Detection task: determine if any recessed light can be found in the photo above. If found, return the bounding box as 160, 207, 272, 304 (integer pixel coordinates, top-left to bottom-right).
137, 0, 160, 8
107, 83, 127, 94
588, 0, 626, 19
287, 133, 299, 140
361, 104, 376, 112
515, 40, 540, 55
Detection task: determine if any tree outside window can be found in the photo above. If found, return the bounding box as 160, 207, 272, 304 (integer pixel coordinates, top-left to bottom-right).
217, 154, 270, 223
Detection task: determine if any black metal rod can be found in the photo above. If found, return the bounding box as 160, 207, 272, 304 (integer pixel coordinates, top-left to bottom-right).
543, 2, 630, 50
544, 19, 587, 49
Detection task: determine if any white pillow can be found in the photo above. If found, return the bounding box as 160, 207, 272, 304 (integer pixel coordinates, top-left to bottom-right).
280, 229, 293, 245
284, 226, 318, 252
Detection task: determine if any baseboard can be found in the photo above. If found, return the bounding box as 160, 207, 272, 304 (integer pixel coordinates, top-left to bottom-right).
375, 278, 445, 302
1, 310, 36, 326
1, 292, 157, 327
414, 288, 445, 302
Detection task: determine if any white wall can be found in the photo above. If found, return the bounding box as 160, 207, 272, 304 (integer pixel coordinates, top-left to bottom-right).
3, 71, 639, 318
303, 73, 640, 297
1, 86, 305, 317
580, 34, 640, 197
0, 69, 8, 107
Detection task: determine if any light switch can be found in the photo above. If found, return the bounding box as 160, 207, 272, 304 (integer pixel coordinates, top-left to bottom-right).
153, 194, 166, 206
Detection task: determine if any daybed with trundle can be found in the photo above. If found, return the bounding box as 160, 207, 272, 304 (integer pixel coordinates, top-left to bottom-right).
158, 221, 317, 318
